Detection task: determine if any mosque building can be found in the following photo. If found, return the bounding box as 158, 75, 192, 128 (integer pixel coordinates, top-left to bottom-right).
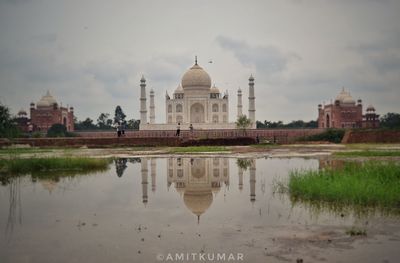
29, 91, 75, 132
139, 57, 256, 130
318, 88, 379, 129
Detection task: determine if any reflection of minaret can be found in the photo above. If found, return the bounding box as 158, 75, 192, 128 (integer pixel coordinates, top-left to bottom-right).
249, 159, 256, 203
151, 158, 156, 192
238, 167, 244, 191
141, 158, 148, 205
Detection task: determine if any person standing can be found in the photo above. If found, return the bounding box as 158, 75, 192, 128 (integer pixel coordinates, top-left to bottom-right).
176, 122, 181, 137
189, 123, 193, 139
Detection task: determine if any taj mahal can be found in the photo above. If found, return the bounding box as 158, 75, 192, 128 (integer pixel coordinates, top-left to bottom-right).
139, 57, 256, 130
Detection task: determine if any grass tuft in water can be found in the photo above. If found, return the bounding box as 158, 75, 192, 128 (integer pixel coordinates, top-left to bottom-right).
0, 157, 110, 175
288, 161, 400, 208
346, 227, 367, 236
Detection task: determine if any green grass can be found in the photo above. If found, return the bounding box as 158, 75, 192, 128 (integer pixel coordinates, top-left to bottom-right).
287, 161, 400, 208
334, 150, 400, 157
168, 146, 228, 153
0, 157, 110, 175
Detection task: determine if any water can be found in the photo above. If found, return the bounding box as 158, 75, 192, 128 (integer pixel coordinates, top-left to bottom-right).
0, 157, 399, 263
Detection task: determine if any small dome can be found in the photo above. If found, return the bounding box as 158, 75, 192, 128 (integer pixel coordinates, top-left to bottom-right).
181, 62, 211, 91
17, 108, 27, 116
367, 104, 375, 111
37, 91, 57, 107
174, 84, 184, 94
335, 88, 355, 104
210, 84, 220, 94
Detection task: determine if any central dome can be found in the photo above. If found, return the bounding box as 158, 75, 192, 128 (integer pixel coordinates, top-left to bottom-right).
181, 63, 212, 90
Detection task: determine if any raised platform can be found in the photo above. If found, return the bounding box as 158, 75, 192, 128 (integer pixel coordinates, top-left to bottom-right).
0, 129, 326, 147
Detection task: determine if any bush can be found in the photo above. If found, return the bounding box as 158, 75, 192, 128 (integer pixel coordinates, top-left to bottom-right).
298, 129, 345, 143
47, 124, 75, 137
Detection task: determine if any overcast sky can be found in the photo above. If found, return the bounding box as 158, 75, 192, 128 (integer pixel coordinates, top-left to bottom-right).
0, 0, 399, 123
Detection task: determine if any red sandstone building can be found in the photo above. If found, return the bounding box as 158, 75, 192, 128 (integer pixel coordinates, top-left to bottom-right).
318, 88, 379, 129
28, 91, 75, 132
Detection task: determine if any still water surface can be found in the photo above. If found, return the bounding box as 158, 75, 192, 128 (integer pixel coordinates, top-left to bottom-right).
0, 157, 399, 263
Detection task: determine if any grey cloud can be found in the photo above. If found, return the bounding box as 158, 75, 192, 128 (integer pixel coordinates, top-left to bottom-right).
216, 35, 300, 75
349, 33, 400, 74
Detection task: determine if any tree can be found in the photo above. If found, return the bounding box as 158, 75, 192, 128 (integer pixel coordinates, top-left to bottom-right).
0, 103, 19, 138
47, 124, 68, 137
74, 117, 98, 130
114, 106, 126, 125
127, 119, 140, 130
380, 113, 400, 129
236, 115, 252, 135
97, 113, 113, 129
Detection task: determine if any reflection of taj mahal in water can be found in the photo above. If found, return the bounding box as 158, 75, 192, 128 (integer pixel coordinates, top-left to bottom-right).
137, 157, 257, 223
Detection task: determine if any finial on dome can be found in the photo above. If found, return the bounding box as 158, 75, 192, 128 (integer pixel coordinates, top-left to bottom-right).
195, 55, 198, 65
140, 75, 146, 82
46, 90, 51, 96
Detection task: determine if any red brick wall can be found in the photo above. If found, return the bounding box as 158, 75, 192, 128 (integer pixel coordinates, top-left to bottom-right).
75, 129, 325, 144
342, 129, 400, 143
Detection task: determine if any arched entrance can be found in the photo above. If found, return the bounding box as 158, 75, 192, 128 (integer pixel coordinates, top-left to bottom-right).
63, 117, 67, 126
326, 114, 330, 128
190, 103, 205, 123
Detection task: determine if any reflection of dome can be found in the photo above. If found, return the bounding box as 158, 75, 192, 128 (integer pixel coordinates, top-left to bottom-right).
335, 88, 355, 104
181, 61, 211, 91
37, 91, 57, 107
183, 190, 213, 218
41, 180, 57, 193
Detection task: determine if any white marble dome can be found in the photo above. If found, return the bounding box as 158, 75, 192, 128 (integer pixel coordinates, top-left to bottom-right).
37, 91, 57, 107
181, 63, 211, 91
336, 88, 355, 104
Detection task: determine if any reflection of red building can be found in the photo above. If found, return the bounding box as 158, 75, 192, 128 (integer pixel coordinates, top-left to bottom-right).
318, 88, 379, 129
30, 91, 74, 132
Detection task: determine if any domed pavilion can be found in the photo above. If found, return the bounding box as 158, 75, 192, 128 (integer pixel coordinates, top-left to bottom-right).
139, 57, 256, 130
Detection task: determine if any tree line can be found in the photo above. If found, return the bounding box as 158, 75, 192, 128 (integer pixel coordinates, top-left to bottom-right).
74, 105, 140, 131
1, 102, 400, 138
256, 120, 318, 129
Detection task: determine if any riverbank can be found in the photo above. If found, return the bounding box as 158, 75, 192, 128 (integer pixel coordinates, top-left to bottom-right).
1, 143, 400, 159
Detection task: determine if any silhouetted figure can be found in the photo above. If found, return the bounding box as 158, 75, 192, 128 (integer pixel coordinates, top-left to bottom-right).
176, 122, 181, 136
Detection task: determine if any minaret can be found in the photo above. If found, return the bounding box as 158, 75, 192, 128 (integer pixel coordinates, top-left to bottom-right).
237, 87, 243, 119
248, 75, 256, 124
249, 159, 256, 203
149, 88, 155, 124
141, 158, 148, 205
140, 75, 147, 124
151, 158, 156, 192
